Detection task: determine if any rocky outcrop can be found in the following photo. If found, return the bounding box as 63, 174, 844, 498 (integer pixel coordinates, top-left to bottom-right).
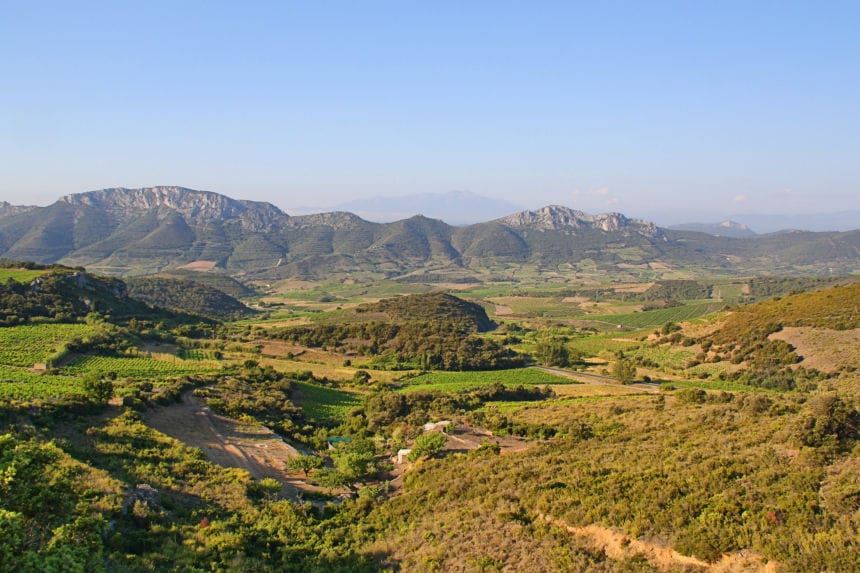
498, 205, 661, 237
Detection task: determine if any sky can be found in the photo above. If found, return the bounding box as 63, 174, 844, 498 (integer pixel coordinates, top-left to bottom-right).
1, 1, 859, 225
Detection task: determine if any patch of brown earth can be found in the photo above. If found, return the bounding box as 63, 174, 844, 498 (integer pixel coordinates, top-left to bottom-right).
562, 296, 589, 303
614, 282, 655, 293
144, 392, 327, 499
492, 303, 513, 316
769, 327, 860, 372
442, 423, 532, 455
541, 514, 780, 572
178, 260, 217, 271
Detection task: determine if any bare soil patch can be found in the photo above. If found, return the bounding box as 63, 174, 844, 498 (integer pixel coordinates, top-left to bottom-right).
178, 260, 217, 271
144, 392, 327, 498
492, 303, 513, 316
541, 514, 780, 572
769, 327, 860, 372
441, 423, 532, 455
614, 282, 655, 293
561, 296, 589, 303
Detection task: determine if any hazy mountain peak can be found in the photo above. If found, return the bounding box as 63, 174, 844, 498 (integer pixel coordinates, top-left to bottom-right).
667, 220, 757, 237
325, 190, 523, 225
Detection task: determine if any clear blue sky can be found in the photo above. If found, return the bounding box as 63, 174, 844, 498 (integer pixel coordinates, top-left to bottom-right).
2, 1, 858, 223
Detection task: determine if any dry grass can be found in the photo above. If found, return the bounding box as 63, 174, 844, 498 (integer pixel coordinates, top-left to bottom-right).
769, 327, 860, 373
177, 260, 217, 270
550, 383, 647, 397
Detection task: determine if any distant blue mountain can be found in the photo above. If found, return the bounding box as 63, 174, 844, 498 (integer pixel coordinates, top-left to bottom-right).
667, 220, 757, 238
329, 190, 523, 225
733, 211, 860, 234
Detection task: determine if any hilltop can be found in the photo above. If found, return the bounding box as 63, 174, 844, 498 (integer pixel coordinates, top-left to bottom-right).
125, 277, 256, 321
356, 292, 495, 332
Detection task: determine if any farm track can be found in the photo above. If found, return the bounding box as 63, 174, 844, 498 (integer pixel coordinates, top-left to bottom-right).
531, 366, 659, 393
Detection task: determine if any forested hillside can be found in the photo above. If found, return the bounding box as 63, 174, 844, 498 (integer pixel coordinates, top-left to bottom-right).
126, 277, 255, 320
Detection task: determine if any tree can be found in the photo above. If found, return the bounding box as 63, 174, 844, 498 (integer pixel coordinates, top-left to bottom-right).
327, 438, 377, 491
612, 355, 636, 384
312, 468, 350, 492
286, 454, 324, 478
82, 374, 114, 404
408, 432, 447, 462
534, 338, 571, 367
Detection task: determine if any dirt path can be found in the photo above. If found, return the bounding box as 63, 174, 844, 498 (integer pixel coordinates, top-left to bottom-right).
540, 514, 780, 572
532, 366, 659, 393
144, 391, 323, 496
443, 423, 532, 454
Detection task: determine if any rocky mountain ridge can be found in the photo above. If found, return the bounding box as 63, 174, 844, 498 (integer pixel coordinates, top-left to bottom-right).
59, 186, 286, 230
498, 205, 661, 236
0, 186, 857, 279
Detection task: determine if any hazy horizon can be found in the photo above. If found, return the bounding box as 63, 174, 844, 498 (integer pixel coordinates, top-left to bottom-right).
2, 2, 858, 223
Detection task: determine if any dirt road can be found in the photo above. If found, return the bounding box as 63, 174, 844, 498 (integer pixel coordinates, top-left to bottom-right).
532, 366, 659, 393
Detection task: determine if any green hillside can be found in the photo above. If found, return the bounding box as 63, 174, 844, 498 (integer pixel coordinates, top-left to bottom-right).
126, 277, 255, 320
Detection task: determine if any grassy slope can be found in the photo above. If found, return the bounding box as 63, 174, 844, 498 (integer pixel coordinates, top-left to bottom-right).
362, 393, 859, 570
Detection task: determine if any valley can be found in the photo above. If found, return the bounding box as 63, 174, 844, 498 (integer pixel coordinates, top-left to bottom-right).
0, 199, 858, 571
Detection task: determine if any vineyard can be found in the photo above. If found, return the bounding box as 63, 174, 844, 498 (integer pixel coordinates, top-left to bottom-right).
0, 323, 96, 367
62, 355, 221, 381
576, 301, 726, 328
178, 348, 221, 361
292, 380, 361, 422
399, 368, 571, 394
0, 268, 49, 283
0, 365, 84, 400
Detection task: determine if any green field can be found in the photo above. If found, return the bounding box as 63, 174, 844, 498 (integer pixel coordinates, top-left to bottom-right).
0, 365, 84, 400
629, 345, 696, 370
0, 323, 96, 367
62, 355, 220, 381
398, 368, 573, 394
293, 381, 361, 422
567, 332, 645, 355
0, 268, 49, 283
178, 348, 220, 361
576, 302, 725, 328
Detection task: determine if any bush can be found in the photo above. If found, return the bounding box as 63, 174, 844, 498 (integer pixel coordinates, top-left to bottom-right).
675, 388, 707, 404
793, 393, 859, 449
408, 432, 447, 462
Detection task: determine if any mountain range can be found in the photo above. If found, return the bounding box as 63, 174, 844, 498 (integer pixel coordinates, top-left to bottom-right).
0, 186, 857, 280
